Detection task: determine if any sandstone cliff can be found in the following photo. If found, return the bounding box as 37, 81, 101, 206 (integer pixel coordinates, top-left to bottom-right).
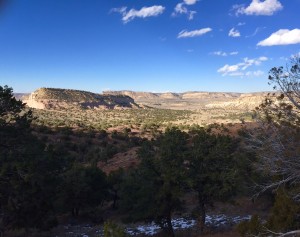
23, 88, 139, 110
103, 90, 269, 110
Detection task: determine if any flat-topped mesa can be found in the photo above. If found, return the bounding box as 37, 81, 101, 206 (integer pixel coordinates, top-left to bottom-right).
29, 88, 102, 102
205, 93, 272, 110
103, 90, 159, 100
104, 90, 271, 110
180, 92, 241, 100
104, 90, 243, 101
24, 88, 139, 110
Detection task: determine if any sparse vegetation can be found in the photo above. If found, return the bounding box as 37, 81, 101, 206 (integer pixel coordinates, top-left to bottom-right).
3, 65, 300, 237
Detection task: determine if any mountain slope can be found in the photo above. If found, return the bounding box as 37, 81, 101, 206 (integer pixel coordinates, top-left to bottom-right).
103, 90, 269, 110
23, 88, 139, 110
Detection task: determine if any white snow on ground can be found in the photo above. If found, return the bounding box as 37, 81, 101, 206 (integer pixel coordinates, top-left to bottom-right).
61, 214, 251, 237
125, 215, 251, 236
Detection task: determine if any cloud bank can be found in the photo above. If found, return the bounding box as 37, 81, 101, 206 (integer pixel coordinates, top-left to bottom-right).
235, 0, 283, 16
258, 29, 300, 46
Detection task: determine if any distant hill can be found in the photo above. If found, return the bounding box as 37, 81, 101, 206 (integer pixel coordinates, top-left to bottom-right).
13, 93, 30, 101
103, 90, 242, 100
103, 90, 270, 110
19, 88, 272, 111
23, 88, 140, 110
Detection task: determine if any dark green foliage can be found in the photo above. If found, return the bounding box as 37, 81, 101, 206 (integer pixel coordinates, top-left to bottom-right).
108, 168, 125, 209
237, 192, 300, 237
187, 127, 239, 231
248, 57, 300, 235
0, 86, 66, 233
236, 215, 263, 237
119, 127, 242, 236
266, 189, 300, 232
0, 85, 32, 129
58, 165, 108, 217
120, 128, 188, 237
104, 221, 127, 237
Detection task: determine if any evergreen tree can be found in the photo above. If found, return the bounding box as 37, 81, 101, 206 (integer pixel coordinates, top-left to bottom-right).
58, 165, 108, 217
0, 86, 65, 234
107, 168, 124, 209
188, 127, 239, 232
120, 128, 188, 237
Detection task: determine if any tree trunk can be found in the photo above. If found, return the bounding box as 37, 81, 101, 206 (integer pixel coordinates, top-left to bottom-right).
166, 216, 175, 237
198, 199, 206, 232
75, 207, 79, 217
112, 190, 118, 209
72, 207, 80, 217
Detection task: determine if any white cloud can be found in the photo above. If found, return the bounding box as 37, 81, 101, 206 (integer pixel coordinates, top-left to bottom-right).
212, 51, 239, 56
172, 0, 198, 20
259, 56, 268, 61
224, 70, 265, 77
218, 64, 240, 74
112, 5, 165, 23
230, 51, 239, 55
174, 3, 187, 14
238, 22, 246, 26
257, 29, 300, 46
213, 51, 227, 56
184, 0, 198, 5
187, 11, 197, 20
235, 0, 283, 16
229, 28, 241, 37
178, 28, 212, 38
218, 56, 268, 76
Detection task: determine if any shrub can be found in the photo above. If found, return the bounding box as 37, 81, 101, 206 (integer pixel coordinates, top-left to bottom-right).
104, 221, 127, 237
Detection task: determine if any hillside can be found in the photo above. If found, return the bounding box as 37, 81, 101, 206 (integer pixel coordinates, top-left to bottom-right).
103, 90, 269, 110
19, 88, 272, 111
23, 88, 139, 110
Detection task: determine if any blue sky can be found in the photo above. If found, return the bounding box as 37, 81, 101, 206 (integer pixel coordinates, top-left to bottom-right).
0, 0, 299, 93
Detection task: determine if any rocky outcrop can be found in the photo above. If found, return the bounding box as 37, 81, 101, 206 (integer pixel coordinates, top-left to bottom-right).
23, 88, 140, 110
104, 90, 269, 110
205, 93, 269, 110
21, 88, 271, 111
103, 90, 159, 100
181, 92, 240, 100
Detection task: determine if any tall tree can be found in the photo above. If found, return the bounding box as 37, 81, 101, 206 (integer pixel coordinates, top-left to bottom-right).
244, 56, 300, 235
187, 127, 239, 232
107, 168, 124, 209
0, 86, 65, 234
58, 165, 108, 217
120, 128, 188, 237
251, 56, 300, 199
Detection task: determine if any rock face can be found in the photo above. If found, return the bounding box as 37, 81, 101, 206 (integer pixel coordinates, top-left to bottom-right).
23, 88, 139, 110
103, 90, 160, 100
205, 93, 270, 110
21, 88, 271, 111
103, 90, 270, 110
